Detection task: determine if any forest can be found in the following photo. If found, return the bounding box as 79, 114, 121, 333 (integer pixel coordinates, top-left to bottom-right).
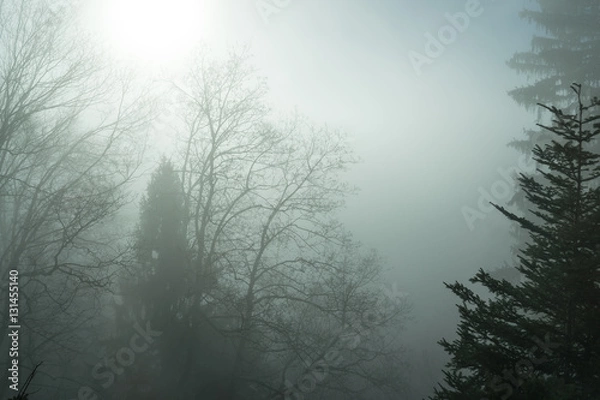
0, 0, 598, 399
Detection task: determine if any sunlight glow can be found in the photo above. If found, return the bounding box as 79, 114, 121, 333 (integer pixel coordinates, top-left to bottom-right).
98, 0, 206, 66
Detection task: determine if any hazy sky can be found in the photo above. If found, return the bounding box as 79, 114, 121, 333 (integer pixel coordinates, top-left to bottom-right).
225, 0, 536, 301
218, 0, 542, 370
85, 0, 545, 393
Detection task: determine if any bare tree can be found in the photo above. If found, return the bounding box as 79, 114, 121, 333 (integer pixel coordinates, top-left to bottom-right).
0, 0, 150, 396
246, 240, 411, 400
164, 49, 410, 399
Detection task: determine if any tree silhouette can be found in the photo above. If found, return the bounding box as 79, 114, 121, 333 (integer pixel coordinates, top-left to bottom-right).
0, 0, 149, 396
430, 85, 600, 399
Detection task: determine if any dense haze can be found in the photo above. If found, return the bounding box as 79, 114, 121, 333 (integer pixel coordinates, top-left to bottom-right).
1, 0, 599, 399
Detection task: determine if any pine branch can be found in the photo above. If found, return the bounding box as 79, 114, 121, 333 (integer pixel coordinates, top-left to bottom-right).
490, 202, 551, 239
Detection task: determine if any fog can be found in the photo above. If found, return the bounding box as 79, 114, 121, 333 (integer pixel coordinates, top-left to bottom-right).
1, 0, 599, 399
190, 2, 537, 395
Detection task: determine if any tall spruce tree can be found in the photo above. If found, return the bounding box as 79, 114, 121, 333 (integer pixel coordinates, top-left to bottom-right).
110, 159, 191, 398
136, 157, 188, 314
507, 1, 600, 180
430, 85, 600, 400
508, 1, 600, 113
503, 1, 600, 277
116, 158, 234, 399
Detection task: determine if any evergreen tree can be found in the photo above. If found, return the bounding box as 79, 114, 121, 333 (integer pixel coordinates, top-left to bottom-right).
136, 157, 188, 315
508, 1, 600, 112
503, 1, 600, 277
430, 85, 600, 400
116, 158, 235, 399
118, 158, 189, 334
111, 158, 191, 399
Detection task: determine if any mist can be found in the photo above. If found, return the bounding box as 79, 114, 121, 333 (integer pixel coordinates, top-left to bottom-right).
1, 0, 599, 399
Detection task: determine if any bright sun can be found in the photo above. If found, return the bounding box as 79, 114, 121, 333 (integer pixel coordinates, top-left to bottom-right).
94, 0, 206, 66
